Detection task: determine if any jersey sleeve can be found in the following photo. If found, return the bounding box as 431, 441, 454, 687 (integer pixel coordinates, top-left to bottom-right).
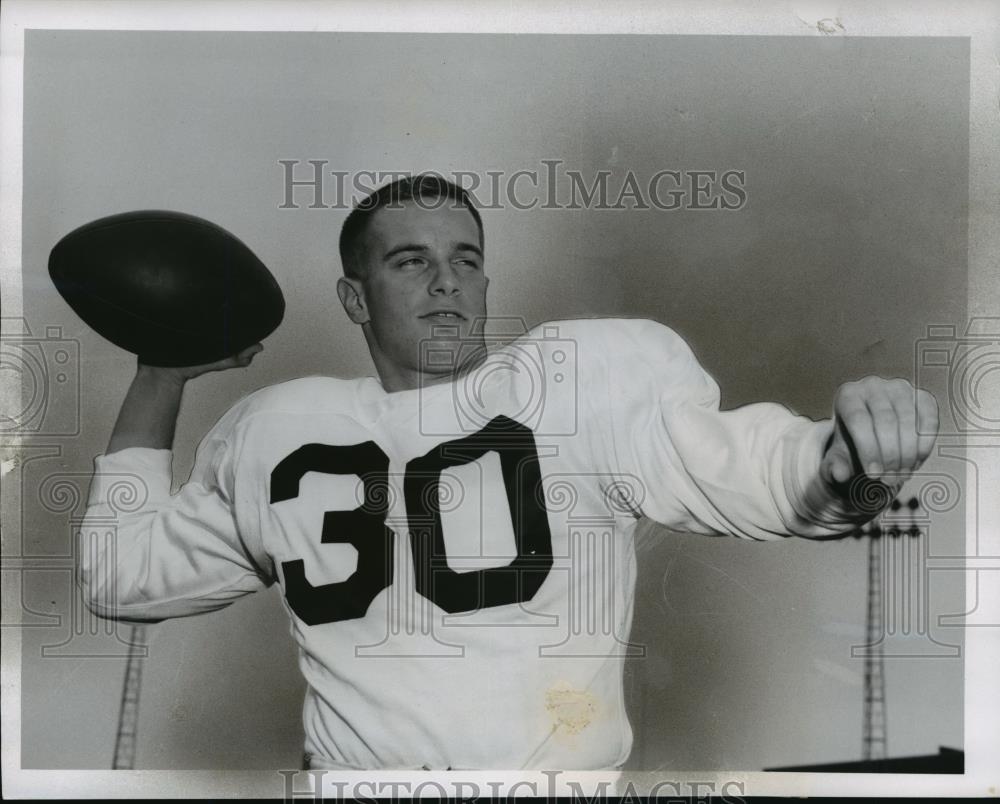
78, 397, 273, 623
585, 318, 877, 540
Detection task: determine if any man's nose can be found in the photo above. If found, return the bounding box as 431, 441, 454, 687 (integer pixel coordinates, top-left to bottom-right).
428, 260, 461, 295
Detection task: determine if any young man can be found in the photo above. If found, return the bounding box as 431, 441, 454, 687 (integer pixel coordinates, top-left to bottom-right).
80, 175, 938, 771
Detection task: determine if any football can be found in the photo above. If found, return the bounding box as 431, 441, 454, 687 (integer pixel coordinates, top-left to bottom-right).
49, 210, 285, 367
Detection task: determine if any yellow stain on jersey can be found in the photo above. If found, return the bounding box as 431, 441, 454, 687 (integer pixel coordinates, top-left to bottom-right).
545, 682, 599, 736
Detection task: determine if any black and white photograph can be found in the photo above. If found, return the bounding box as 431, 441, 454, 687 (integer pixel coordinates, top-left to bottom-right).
2, 0, 997, 799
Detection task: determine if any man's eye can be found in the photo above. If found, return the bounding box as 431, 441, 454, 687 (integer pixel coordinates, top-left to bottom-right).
399, 257, 424, 267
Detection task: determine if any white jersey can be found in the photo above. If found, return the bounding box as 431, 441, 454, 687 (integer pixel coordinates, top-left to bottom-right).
79, 318, 868, 770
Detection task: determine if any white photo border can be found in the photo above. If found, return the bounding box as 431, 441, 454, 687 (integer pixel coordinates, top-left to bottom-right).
2, 0, 997, 798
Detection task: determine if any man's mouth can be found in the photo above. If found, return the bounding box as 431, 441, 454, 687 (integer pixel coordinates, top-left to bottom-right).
420, 311, 466, 321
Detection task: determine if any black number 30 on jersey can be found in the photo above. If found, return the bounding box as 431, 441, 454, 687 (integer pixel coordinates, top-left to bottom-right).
270, 416, 555, 625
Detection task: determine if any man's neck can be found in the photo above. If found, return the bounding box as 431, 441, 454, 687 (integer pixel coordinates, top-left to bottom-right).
372, 344, 489, 394
376, 366, 454, 394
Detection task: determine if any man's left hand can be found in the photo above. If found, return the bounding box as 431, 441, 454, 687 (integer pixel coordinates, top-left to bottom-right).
821, 376, 938, 495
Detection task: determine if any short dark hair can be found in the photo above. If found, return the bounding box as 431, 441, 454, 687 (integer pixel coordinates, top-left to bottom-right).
338, 173, 484, 279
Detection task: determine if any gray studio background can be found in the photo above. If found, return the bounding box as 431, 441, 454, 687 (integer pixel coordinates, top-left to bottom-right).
15, 32, 968, 770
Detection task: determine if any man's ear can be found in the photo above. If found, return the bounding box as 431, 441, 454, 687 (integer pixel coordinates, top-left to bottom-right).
337, 276, 370, 325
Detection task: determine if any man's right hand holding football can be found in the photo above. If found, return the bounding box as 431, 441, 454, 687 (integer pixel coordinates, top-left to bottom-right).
106, 343, 263, 454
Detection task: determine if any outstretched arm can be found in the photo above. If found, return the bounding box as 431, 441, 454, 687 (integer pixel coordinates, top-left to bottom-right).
583, 318, 939, 540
